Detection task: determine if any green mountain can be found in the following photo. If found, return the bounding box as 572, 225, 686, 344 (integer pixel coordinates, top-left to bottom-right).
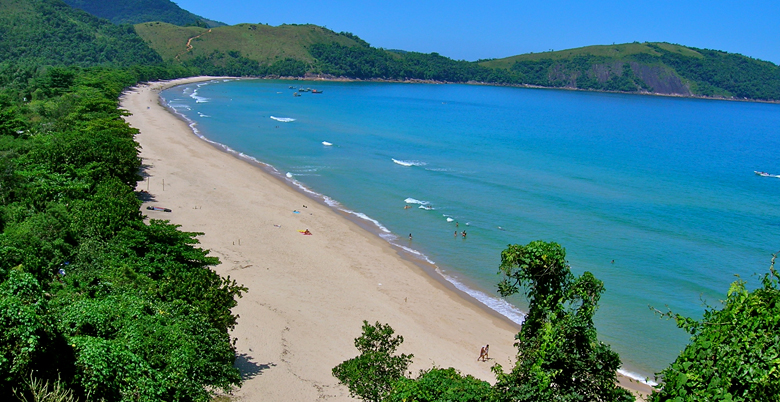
0, 0, 161, 67
135, 22, 516, 83
61, 0, 224, 27
480, 42, 780, 100
135, 18, 780, 101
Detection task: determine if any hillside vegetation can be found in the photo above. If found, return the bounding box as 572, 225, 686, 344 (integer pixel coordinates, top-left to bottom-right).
0, 1, 241, 400
480, 42, 780, 100
0, 0, 161, 67
2, 0, 780, 400
62, 0, 224, 27
134, 17, 780, 101
135, 22, 360, 64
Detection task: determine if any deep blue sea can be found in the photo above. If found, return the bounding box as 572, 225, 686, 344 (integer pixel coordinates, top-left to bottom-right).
161, 79, 780, 383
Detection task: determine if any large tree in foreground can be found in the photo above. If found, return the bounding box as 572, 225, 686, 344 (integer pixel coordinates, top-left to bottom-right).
650, 256, 780, 401
493, 240, 634, 402
332, 321, 414, 402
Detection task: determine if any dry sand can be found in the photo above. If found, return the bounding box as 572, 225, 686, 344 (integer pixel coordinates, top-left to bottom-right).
120, 77, 651, 401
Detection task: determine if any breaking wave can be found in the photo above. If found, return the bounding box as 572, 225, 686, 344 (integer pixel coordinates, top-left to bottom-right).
392, 158, 426, 167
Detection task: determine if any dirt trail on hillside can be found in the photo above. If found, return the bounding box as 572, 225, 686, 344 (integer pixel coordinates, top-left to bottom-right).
175, 29, 212, 61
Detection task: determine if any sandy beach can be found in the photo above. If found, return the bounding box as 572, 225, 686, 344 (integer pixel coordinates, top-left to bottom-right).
120, 77, 651, 400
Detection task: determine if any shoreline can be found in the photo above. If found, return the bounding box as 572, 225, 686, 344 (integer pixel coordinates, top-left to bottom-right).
159, 83, 529, 331
265, 74, 780, 104
122, 76, 653, 399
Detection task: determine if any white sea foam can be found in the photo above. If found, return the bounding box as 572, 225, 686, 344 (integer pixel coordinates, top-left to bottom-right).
189, 89, 209, 103
440, 273, 526, 325
394, 244, 436, 265
617, 369, 658, 387
197, 112, 210, 118
292, 166, 321, 173
271, 116, 296, 122
392, 158, 426, 167
446, 217, 454, 222
322, 141, 333, 146
162, 82, 661, 387
404, 198, 430, 205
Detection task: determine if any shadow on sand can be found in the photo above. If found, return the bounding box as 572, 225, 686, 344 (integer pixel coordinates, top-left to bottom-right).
234, 353, 275, 381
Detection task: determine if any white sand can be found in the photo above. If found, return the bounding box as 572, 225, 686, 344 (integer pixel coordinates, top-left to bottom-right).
121, 77, 650, 401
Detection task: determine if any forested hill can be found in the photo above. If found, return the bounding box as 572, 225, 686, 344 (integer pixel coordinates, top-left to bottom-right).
134, 18, 780, 101
62, 0, 224, 27
0, 0, 161, 67
480, 42, 780, 101
135, 23, 518, 84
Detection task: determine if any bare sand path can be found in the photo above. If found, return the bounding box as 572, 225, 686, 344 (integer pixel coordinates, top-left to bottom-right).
121, 77, 650, 400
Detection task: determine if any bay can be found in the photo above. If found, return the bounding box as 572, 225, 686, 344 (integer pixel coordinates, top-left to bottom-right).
161, 79, 780, 382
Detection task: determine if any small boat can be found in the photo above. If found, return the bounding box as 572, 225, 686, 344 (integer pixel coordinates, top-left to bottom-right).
755, 171, 772, 177
312, 89, 323, 94
289, 86, 295, 89
293, 92, 301, 97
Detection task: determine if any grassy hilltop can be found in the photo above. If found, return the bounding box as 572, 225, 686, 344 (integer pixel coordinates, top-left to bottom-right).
134, 22, 360, 64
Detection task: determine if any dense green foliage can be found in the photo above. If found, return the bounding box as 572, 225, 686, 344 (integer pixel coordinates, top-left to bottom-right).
334, 242, 633, 402
0, 62, 244, 401
509, 56, 651, 92
183, 51, 309, 77
0, 0, 161, 67
309, 42, 520, 83
332, 321, 414, 402
388, 367, 494, 402
651, 258, 780, 401
62, 0, 222, 27
482, 42, 780, 100
494, 241, 634, 402
645, 44, 780, 100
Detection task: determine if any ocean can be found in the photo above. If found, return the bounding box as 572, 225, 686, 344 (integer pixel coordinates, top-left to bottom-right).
161, 79, 780, 383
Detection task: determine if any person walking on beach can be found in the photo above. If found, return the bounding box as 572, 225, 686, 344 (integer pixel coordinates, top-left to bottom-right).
478, 344, 489, 361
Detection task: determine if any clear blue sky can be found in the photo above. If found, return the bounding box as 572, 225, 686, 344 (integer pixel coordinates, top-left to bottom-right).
174, 0, 780, 64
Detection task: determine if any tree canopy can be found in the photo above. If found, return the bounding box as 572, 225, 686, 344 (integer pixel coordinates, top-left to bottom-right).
0, 63, 244, 401
493, 241, 634, 402
650, 256, 780, 401
333, 241, 635, 402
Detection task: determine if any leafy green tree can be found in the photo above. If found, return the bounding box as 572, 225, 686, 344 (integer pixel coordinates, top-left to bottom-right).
388, 367, 495, 402
0, 61, 244, 400
0, 270, 73, 391
333, 321, 414, 402
494, 241, 634, 402
651, 256, 780, 401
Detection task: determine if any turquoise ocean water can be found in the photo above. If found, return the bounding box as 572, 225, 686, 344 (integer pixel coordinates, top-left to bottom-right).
161, 79, 780, 383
